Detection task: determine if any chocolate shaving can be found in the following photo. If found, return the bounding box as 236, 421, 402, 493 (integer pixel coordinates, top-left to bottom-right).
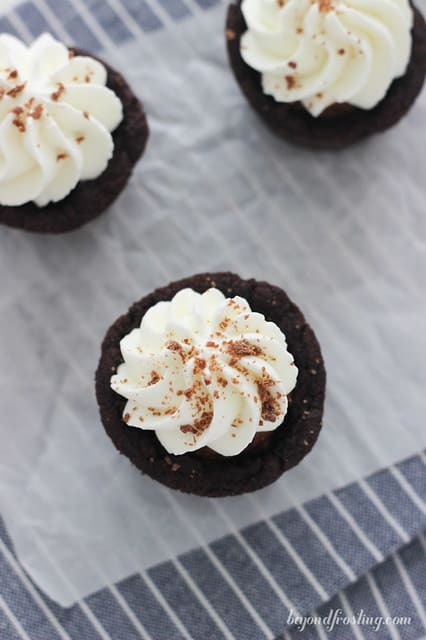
226, 339, 263, 359
257, 383, 281, 422
51, 83, 65, 101
166, 340, 186, 361
285, 75, 296, 90
193, 357, 207, 374
180, 410, 213, 436
317, 0, 334, 12
29, 104, 43, 120
147, 370, 161, 386
12, 117, 25, 132
7, 82, 26, 98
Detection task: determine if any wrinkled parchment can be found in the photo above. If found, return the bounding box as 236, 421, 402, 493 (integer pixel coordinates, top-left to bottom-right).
0, 5, 425, 606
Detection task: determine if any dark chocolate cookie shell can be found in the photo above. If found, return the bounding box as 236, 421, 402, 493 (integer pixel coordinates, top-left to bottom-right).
226, 1, 426, 150
96, 273, 326, 497
0, 49, 149, 233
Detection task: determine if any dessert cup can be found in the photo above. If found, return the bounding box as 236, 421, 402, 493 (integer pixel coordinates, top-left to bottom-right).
226, 0, 426, 150
96, 272, 326, 497
0, 34, 149, 233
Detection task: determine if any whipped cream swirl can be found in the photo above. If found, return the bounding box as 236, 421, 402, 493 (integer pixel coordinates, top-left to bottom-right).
111, 288, 298, 456
0, 33, 123, 206
240, 0, 413, 116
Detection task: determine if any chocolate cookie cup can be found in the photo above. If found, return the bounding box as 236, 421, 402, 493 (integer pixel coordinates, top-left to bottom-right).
95, 273, 326, 497
0, 48, 149, 234
226, 1, 426, 150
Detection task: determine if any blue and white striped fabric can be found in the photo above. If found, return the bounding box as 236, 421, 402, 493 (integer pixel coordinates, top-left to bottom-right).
0, 453, 425, 639
0, 1, 425, 638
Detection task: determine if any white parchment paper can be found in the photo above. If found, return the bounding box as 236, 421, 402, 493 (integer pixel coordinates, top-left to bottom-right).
0, 4, 425, 606
0, 1, 22, 13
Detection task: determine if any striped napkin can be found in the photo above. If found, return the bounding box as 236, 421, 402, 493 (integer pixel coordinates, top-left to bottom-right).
0, 453, 425, 639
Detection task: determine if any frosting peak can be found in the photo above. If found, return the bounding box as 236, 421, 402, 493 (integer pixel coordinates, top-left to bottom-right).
0, 33, 123, 207
240, 0, 414, 116
111, 288, 298, 456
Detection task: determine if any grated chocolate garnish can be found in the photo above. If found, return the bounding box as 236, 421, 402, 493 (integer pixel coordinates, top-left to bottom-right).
180, 410, 213, 436
7, 82, 26, 98
51, 82, 65, 101
29, 104, 43, 120
258, 383, 281, 422
226, 339, 263, 360
285, 75, 296, 90
148, 370, 161, 386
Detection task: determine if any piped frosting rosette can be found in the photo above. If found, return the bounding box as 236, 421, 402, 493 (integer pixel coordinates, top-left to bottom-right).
0, 33, 123, 206
111, 288, 298, 456
240, 0, 413, 116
